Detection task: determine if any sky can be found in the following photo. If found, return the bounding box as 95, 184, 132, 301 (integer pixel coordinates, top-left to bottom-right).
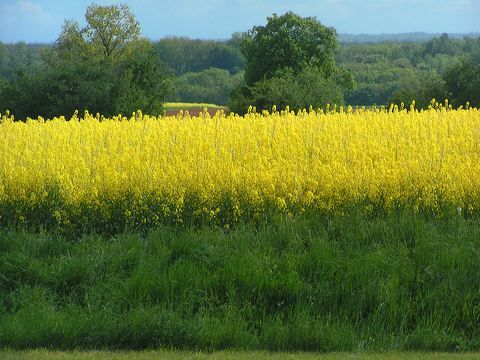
1, 0, 479, 43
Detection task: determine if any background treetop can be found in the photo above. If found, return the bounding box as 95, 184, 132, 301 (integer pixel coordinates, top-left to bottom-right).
241, 12, 338, 86
56, 4, 141, 62
229, 11, 350, 114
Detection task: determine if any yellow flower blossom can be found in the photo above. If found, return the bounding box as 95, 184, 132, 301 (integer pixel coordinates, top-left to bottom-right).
0, 105, 479, 230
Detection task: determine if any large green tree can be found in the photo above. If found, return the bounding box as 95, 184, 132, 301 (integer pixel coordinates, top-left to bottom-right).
229, 12, 353, 114
51, 4, 141, 63
1, 4, 172, 119
241, 12, 338, 87
154, 37, 244, 76
171, 68, 243, 105
443, 57, 480, 108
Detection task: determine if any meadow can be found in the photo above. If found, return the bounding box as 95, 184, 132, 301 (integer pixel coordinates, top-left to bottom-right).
1, 104, 480, 351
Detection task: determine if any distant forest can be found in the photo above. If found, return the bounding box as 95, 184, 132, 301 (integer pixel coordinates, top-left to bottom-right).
338, 32, 480, 43
1, 32, 479, 112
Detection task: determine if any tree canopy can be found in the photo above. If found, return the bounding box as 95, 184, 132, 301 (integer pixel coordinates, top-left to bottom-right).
0, 4, 172, 119
241, 12, 338, 86
1, 7, 479, 115
443, 57, 480, 107
230, 12, 353, 114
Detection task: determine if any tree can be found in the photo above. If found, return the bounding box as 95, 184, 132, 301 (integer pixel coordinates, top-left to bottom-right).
54, 4, 140, 62
443, 57, 480, 107
388, 75, 448, 110
85, 4, 140, 59
249, 67, 345, 111
112, 40, 172, 114
423, 33, 461, 57
241, 12, 338, 86
171, 68, 243, 105
154, 37, 244, 76
0, 4, 172, 119
229, 12, 353, 114
208, 45, 244, 74
0, 42, 43, 80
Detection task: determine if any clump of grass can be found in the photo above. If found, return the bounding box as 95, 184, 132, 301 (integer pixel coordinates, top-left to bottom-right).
0, 210, 479, 351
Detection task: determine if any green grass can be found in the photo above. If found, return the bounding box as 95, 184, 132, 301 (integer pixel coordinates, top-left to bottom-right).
1, 210, 480, 351
2, 350, 480, 359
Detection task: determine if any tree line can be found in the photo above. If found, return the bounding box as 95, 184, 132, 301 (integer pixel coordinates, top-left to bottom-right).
0, 4, 479, 119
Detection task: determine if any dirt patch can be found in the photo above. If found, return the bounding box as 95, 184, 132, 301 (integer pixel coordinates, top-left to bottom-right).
165, 107, 228, 117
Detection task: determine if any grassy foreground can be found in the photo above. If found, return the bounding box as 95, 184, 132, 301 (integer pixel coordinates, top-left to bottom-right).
1, 210, 480, 351
2, 350, 480, 359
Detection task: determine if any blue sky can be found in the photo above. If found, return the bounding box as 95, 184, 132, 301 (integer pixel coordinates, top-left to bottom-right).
1, 0, 479, 43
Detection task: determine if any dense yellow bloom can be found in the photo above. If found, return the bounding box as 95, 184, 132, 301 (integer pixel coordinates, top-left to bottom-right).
0, 106, 479, 231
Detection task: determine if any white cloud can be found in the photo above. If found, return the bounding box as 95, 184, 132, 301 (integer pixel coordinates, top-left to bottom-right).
0, 0, 57, 42
1, 0, 53, 22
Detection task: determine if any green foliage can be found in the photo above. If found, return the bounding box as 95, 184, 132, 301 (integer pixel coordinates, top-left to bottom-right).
207, 44, 245, 74
171, 68, 243, 105
0, 42, 44, 81
237, 67, 346, 112
84, 4, 141, 59
154, 37, 244, 76
339, 32, 478, 43
337, 36, 480, 107
1, 211, 480, 350
231, 12, 352, 114
388, 73, 448, 109
112, 41, 173, 115
443, 57, 480, 107
2, 25, 480, 112
386, 54, 479, 109
1, 350, 479, 360
423, 33, 463, 57
241, 12, 338, 86
0, 4, 172, 118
